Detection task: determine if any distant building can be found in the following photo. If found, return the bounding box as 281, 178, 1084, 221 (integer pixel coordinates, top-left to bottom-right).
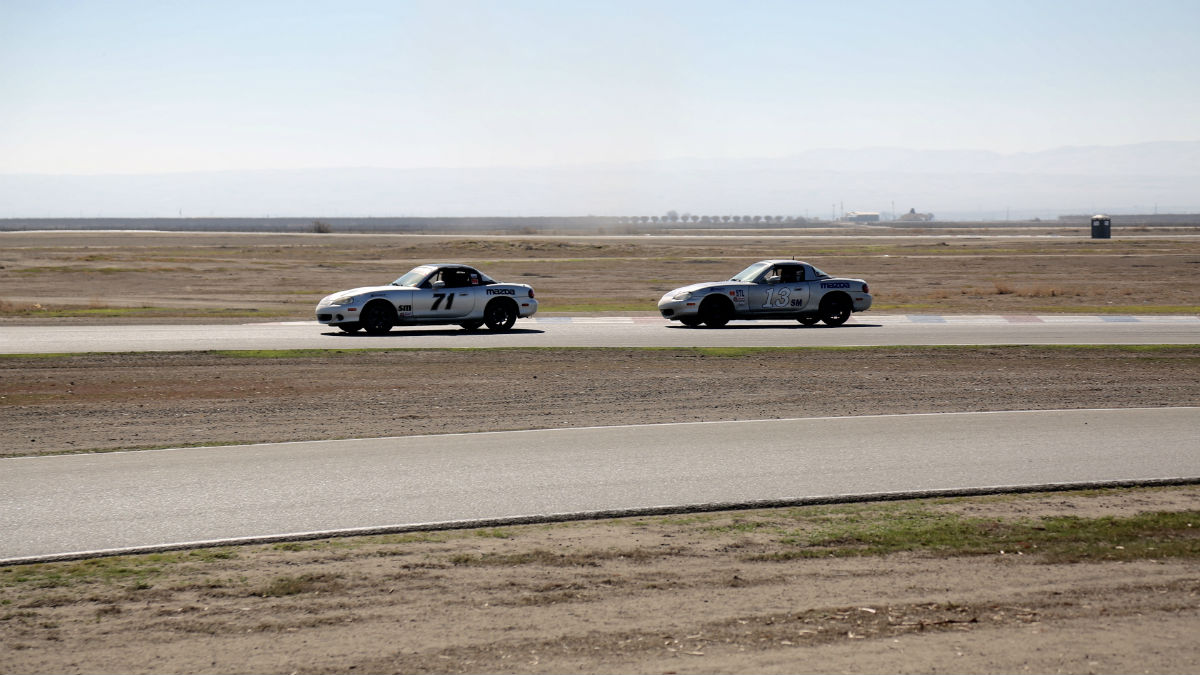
896, 208, 935, 222
842, 211, 881, 223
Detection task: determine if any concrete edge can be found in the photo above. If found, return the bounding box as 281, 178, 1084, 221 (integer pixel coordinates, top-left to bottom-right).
3, 476, 1198, 567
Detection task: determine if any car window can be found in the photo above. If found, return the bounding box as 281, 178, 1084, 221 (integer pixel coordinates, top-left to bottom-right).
730, 262, 771, 282
777, 265, 804, 283
393, 266, 435, 287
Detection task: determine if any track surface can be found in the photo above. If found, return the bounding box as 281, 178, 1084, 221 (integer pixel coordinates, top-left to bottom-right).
3, 408, 1197, 563
1, 314, 1198, 353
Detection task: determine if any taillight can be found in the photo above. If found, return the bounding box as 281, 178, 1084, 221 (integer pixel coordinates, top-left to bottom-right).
862, 283, 869, 293
528, 289, 535, 298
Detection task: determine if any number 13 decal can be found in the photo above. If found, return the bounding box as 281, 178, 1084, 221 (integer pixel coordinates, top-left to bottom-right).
763, 287, 791, 308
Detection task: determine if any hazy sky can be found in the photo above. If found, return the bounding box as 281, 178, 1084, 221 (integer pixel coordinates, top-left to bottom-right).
2, 0, 1198, 174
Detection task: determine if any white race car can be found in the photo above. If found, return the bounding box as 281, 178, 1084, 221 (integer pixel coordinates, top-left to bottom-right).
317, 263, 537, 334
658, 259, 872, 327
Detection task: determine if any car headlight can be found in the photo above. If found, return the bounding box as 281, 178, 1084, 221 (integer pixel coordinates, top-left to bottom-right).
330, 294, 358, 306
671, 290, 692, 301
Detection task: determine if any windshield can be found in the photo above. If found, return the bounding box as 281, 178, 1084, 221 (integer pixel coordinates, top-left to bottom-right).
392, 266, 435, 287
729, 262, 771, 282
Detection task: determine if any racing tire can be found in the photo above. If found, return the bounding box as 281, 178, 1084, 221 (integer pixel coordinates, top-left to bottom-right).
796, 314, 821, 326
679, 316, 703, 327
484, 299, 518, 332
337, 322, 362, 333
698, 296, 733, 328
459, 321, 484, 331
360, 301, 396, 335
819, 295, 852, 327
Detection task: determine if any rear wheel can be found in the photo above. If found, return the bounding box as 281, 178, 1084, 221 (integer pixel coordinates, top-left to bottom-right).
819, 295, 852, 327
459, 321, 483, 331
484, 300, 518, 331
796, 315, 820, 326
699, 296, 733, 328
360, 302, 395, 335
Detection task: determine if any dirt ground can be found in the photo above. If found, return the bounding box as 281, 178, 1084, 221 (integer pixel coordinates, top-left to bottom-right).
2, 346, 1198, 458
2, 487, 1198, 675
2, 229, 1199, 673
2, 228, 1199, 317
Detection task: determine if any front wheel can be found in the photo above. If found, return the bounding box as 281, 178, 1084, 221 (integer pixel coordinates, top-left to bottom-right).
679, 316, 703, 327
484, 300, 517, 331
360, 302, 395, 335
699, 297, 733, 328
819, 295, 852, 327
337, 322, 362, 333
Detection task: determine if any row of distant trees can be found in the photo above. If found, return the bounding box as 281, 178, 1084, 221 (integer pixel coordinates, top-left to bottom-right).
615, 211, 810, 225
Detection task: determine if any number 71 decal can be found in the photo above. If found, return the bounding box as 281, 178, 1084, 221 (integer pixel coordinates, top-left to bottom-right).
432, 293, 455, 310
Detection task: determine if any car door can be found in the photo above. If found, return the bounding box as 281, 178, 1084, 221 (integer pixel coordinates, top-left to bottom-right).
747, 264, 811, 313
412, 268, 477, 319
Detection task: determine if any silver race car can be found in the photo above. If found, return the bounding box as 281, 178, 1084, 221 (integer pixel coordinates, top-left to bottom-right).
658, 259, 872, 327
317, 263, 537, 334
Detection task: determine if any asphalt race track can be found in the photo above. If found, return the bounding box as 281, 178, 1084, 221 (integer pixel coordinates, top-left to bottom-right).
3, 408, 1197, 564
3, 315, 1197, 563
1, 314, 1199, 353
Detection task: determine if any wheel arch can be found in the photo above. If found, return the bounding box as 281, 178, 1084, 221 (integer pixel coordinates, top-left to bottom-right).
362, 297, 398, 321
484, 295, 519, 313
819, 290, 853, 310
699, 292, 734, 312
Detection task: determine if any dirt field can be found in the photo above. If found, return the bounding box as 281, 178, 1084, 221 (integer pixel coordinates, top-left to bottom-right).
2, 229, 1199, 317
2, 230, 1198, 673
2, 346, 1198, 458
2, 487, 1198, 674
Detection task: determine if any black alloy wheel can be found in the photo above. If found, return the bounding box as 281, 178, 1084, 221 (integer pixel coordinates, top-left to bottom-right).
484, 300, 517, 331
819, 295, 852, 327
699, 297, 732, 328
360, 302, 395, 335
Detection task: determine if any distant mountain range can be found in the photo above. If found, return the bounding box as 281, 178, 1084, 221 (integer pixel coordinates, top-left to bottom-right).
2, 141, 1197, 220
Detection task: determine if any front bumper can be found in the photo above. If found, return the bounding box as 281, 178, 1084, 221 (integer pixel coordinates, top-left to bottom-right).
657, 296, 700, 321
316, 302, 359, 325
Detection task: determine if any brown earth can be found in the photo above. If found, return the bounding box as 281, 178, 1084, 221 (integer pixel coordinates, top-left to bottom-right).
2, 229, 1199, 318
1, 230, 1199, 673
2, 487, 1198, 675
2, 346, 1198, 458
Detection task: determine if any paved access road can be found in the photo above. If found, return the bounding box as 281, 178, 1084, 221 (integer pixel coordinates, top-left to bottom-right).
3, 408, 1197, 563
1, 315, 1198, 353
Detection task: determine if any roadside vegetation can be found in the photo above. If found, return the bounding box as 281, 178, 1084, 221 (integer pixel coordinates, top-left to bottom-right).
3, 488, 1197, 594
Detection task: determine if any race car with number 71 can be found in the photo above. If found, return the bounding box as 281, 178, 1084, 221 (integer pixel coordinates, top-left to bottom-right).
316, 263, 537, 334
657, 259, 871, 328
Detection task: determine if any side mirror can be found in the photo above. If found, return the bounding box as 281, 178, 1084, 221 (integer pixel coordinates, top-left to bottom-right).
432, 281, 446, 289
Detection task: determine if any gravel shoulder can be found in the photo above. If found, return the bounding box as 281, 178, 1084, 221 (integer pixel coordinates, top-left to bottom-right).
4, 346, 1197, 457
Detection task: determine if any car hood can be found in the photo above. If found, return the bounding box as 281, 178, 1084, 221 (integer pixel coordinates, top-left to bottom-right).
320, 285, 410, 304
667, 281, 750, 295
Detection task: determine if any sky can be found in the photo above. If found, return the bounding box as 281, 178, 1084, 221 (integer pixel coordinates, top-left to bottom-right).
1, 0, 1198, 175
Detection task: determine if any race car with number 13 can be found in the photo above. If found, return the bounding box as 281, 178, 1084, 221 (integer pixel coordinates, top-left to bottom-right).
658, 259, 871, 328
